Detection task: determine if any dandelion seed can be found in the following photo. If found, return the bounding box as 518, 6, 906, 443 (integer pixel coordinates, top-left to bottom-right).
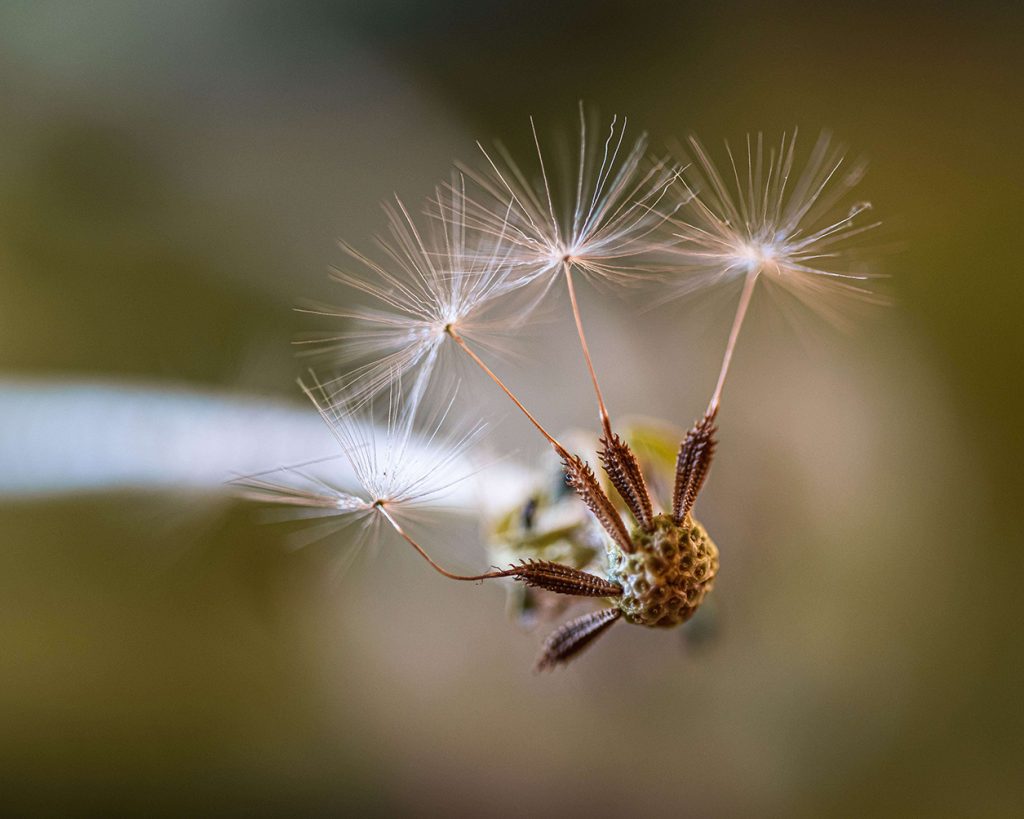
450, 106, 683, 436
666, 131, 886, 415
233, 377, 570, 586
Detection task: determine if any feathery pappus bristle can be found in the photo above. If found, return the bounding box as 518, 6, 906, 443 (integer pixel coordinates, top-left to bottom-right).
230, 375, 486, 547
450, 104, 682, 285
666, 131, 886, 326
297, 179, 540, 405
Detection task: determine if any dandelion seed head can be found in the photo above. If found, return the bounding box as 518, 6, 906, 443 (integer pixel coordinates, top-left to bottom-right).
666, 131, 886, 324
299, 180, 535, 403
230, 376, 485, 544
309, 377, 484, 515
735, 240, 778, 273
450, 105, 681, 285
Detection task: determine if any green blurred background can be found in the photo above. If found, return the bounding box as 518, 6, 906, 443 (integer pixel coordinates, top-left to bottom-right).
1, 1, 1022, 815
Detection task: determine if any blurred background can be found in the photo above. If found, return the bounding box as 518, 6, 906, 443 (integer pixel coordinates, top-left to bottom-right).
1, 1, 1021, 815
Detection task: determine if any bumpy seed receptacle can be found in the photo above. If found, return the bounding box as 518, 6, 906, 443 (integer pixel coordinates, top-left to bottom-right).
606, 513, 719, 627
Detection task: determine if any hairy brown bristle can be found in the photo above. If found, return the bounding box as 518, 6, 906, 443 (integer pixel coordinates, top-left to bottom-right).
535, 608, 622, 671
599, 432, 654, 530
511, 560, 623, 597
562, 454, 634, 553
672, 412, 718, 523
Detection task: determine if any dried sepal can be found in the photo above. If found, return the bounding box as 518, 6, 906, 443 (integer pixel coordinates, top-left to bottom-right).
672, 412, 718, 523
510, 560, 623, 598
599, 432, 654, 530
535, 608, 623, 671
561, 454, 634, 553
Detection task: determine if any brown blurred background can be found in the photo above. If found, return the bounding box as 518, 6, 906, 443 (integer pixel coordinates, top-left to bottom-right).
1, 1, 1022, 816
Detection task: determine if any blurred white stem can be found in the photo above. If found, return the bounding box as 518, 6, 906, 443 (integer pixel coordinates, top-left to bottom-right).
0, 378, 527, 510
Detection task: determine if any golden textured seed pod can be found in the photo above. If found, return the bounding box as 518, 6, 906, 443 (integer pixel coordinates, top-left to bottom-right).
606, 513, 719, 627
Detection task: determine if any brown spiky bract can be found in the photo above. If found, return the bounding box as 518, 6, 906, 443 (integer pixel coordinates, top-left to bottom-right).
672, 412, 718, 523
599, 432, 654, 530
535, 608, 623, 671
511, 560, 623, 597
561, 454, 634, 553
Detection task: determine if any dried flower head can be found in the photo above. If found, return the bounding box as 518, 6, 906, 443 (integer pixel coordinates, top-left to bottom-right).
242, 112, 888, 672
